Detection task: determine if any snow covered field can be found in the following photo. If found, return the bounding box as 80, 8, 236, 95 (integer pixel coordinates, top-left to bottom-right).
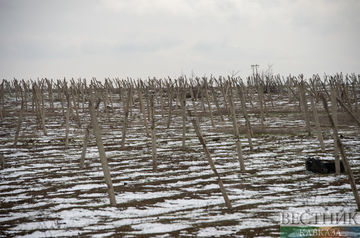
1, 89, 359, 237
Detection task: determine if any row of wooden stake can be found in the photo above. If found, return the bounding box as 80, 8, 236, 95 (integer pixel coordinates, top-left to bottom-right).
0, 74, 359, 209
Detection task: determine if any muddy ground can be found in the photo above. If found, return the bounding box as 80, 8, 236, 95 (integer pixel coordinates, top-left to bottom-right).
1, 91, 359, 237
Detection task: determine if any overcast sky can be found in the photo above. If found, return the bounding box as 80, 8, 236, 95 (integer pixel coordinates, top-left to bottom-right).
0, 0, 359, 80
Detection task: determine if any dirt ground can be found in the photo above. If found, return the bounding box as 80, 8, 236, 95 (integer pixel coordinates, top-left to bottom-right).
1, 89, 359, 237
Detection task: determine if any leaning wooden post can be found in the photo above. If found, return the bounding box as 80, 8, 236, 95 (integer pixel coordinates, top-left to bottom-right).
257, 83, 265, 129
342, 81, 352, 110
71, 89, 81, 128
121, 89, 131, 149
239, 83, 254, 137
262, 83, 269, 117
287, 78, 293, 103
219, 78, 229, 113
159, 82, 165, 118
320, 78, 360, 128
203, 79, 215, 128
128, 84, 134, 118
101, 90, 111, 123
299, 82, 312, 136
117, 82, 123, 111
228, 86, 246, 172
237, 84, 254, 150
22, 80, 28, 112
105, 79, 114, 112
210, 84, 224, 121
145, 87, 152, 132
59, 85, 66, 118
150, 94, 157, 171
40, 85, 48, 135
267, 79, 275, 109
31, 84, 36, 118
34, 85, 47, 136
136, 86, 150, 137
47, 79, 54, 111
180, 88, 187, 148
199, 84, 207, 114
175, 81, 181, 108
14, 99, 24, 146
14, 80, 19, 103
79, 126, 90, 169
166, 84, 173, 129
188, 110, 232, 209
194, 84, 204, 122
64, 99, 70, 149
309, 93, 325, 152
247, 81, 255, 108
331, 86, 338, 126
335, 96, 360, 128
322, 95, 360, 210
89, 94, 117, 206
81, 81, 87, 112
331, 86, 341, 174
352, 78, 358, 112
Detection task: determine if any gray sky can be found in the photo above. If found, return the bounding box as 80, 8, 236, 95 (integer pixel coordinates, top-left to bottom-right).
0, 0, 359, 80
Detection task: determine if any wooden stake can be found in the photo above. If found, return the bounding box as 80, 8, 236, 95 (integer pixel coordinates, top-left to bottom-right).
335, 96, 360, 128
137, 87, 150, 136
237, 84, 254, 150
309, 93, 325, 152
200, 85, 207, 113
121, 89, 131, 149
299, 82, 312, 136
228, 87, 246, 172
247, 83, 255, 108
14, 100, 24, 146
47, 79, 54, 111
59, 88, 65, 118
150, 94, 157, 171
71, 90, 81, 127
159, 83, 165, 118
219, 80, 229, 112
181, 88, 187, 148
210, 85, 224, 121
89, 95, 117, 206
79, 126, 90, 169
128, 86, 134, 118
188, 110, 232, 209
64, 104, 70, 149
322, 95, 360, 210
257, 84, 265, 129
331, 87, 338, 125
35, 86, 47, 136
331, 87, 341, 174
352, 79, 358, 112
22, 81, 28, 111
166, 85, 173, 129
204, 79, 215, 128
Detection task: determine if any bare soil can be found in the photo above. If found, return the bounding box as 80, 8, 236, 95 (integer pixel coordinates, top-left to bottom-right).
0, 91, 359, 237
